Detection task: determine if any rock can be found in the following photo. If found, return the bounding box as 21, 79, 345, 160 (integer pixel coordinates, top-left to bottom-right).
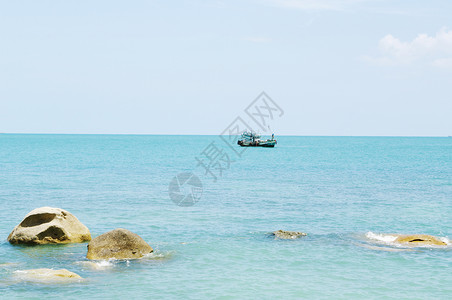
13, 268, 82, 283
8, 207, 91, 245
394, 234, 447, 246
86, 228, 153, 260
272, 230, 307, 240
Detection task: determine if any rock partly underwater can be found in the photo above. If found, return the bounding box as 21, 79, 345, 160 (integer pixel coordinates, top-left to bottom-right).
86, 228, 153, 260
13, 268, 82, 283
272, 230, 307, 240
8, 207, 91, 245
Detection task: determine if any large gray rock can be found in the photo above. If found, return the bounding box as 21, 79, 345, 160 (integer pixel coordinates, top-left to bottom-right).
272, 230, 307, 240
8, 207, 91, 245
86, 228, 153, 260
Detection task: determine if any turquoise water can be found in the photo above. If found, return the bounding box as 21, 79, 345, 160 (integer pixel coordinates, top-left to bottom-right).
0, 134, 451, 299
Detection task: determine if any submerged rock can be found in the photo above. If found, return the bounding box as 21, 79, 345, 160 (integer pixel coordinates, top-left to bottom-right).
272, 230, 307, 240
366, 232, 448, 247
394, 234, 447, 246
13, 268, 82, 283
8, 207, 91, 245
86, 228, 153, 260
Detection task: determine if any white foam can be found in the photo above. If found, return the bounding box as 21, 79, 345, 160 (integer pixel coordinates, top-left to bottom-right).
142, 252, 168, 259
439, 237, 451, 245
76, 260, 114, 270
366, 231, 398, 243
142, 251, 174, 260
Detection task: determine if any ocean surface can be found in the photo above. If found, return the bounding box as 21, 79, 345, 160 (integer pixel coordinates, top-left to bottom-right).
0, 134, 451, 299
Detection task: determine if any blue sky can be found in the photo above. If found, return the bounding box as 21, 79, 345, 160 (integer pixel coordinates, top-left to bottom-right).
0, 0, 451, 136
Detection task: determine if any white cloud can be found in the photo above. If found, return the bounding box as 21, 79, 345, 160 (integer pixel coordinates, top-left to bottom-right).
364, 27, 452, 67
432, 58, 452, 68
266, 0, 367, 11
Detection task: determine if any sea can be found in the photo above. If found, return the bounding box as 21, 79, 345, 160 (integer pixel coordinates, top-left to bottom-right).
0, 134, 451, 299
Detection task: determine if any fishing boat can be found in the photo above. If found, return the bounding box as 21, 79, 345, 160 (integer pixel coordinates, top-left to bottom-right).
237, 131, 277, 147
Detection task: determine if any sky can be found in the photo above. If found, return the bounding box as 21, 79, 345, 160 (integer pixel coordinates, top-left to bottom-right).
0, 0, 451, 136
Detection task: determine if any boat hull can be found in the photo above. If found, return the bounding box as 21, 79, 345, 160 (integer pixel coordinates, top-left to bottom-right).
237, 140, 277, 147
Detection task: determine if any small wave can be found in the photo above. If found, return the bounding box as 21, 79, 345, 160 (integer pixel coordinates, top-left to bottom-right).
354, 242, 415, 252
0, 262, 21, 268
142, 251, 174, 260
75, 251, 173, 270
75, 260, 114, 270
365, 232, 398, 243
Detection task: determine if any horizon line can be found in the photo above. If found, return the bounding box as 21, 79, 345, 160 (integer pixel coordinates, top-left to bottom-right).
0, 132, 450, 138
